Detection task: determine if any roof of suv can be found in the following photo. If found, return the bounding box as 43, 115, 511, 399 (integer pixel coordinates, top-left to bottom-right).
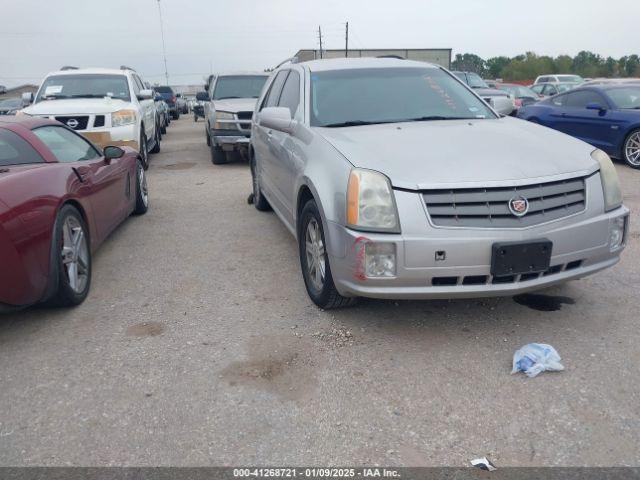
299, 57, 438, 72
43, 67, 134, 77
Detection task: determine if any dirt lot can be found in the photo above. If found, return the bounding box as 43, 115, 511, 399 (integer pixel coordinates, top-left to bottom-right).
1, 117, 638, 467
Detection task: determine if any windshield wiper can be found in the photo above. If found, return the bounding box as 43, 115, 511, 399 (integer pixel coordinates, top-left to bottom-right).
69, 94, 111, 99
42, 94, 70, 100
321, 120, 391, 128
402, 115, 470, 122
217, 96, 241, 100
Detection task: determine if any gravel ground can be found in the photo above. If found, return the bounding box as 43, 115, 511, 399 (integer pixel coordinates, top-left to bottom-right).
1, 117, 639, 467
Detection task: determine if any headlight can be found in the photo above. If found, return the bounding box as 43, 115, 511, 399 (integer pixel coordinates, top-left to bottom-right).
346, 169, 400, 232
111, 109, 137, 127
592, 149, 622, 211
214, 111, 235, 130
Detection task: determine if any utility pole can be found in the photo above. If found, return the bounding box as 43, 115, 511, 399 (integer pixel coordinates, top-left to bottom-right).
318, 25, 323, 59
156, 0, 169, 85
345, 22, 349, 58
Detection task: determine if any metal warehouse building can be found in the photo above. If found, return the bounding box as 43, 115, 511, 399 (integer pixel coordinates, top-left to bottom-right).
294, 49, 452, 69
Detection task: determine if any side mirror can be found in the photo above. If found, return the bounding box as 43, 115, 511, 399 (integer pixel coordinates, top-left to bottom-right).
204, 84, 209, 91
22, 92, 34, 105
586, 102, 606, 112
196, 91, 209, 101
138, 89, 153, 100
490, 96, 515, 116
259, 107, 295, 134
103, 145, 125, 161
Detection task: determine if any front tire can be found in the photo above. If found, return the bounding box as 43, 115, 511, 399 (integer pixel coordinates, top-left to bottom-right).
48, 205, 92, 307
251, 155, 271, 211
150, 127, 161, 154
623, 129, 640, 169
133, 159, 149, 215
139, 132, 149, 169
298, 200, 357, 309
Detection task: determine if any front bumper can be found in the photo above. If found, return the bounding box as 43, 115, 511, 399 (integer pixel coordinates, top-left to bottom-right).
211, 131, 250, 151
326, 186, 629, 299
81, 125, 139, 151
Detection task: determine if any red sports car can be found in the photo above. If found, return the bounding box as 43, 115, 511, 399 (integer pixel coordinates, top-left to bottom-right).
0, 116, 148, 310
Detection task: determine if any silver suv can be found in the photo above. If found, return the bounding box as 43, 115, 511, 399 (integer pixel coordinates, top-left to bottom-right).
250, 58, 629, 309
202, 72, 267, 164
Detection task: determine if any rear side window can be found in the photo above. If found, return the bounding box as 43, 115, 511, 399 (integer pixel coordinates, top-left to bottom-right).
32, 126, 100, 163
261, 71, 289, 110
0, 129, 45, 166
565, 90, 606, 108
278, 71, 301, 117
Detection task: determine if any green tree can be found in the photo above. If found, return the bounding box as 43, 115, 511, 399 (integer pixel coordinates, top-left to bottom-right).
572, 51, 604, 78
451, 53, 486, 75
486, 56, 511, 78
554, 55, 573, 73
624, 55, 640, 77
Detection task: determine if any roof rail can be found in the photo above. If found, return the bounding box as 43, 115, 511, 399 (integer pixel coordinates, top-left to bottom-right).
120, 65, 136, 72
60, 66, 79, 71
275, 56, 298, 69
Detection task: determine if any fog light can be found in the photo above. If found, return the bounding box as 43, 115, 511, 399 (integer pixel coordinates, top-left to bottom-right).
609, 216, 627, 251
365, 243, 396, 278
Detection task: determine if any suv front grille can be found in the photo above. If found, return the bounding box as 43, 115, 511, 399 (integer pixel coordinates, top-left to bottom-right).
236, 111, 253, 120
423, 176, 587, 228
55, 115, 89, 130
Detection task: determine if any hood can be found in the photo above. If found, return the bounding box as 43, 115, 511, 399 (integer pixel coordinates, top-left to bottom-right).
316, 117, 598, 190
23, 98, 131, 115
213, 98, 257, 113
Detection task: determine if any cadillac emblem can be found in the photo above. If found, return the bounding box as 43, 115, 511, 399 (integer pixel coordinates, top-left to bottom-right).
508, 196, 529, 217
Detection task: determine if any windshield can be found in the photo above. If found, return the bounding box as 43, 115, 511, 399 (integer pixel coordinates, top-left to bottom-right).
155, 86, 173, 94
213, 75, 268, 100
606, 87, 640, 109
310, 67, 496, 127
36, 74, 130, 102
500, 85, 538, 99
0, 98, 22, 109
466, 72, 489, 89
557, 83, 574, 93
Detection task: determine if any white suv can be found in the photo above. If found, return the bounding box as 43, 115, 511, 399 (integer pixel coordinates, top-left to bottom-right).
20, 66, 159, 167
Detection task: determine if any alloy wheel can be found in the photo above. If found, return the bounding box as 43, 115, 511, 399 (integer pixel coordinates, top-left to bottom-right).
305, 218, 326, 291
625, 132, 640, 166
60, 216, 89, 294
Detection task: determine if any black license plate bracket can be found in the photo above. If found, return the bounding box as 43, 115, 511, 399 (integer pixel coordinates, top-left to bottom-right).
491, 239, 553, 277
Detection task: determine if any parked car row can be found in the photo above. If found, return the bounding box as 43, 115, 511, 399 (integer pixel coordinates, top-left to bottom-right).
0, 116, 148, 311
203, 57, 628, 309
0, 64, 186, 311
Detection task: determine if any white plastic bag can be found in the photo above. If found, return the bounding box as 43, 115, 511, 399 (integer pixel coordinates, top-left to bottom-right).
511, 343, 564, 378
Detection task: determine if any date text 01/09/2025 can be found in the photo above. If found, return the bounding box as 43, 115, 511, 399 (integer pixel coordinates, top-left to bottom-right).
232, 467, 401, 478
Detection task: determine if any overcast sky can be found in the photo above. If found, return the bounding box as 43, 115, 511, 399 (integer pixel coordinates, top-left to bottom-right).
1, 0, 637, 88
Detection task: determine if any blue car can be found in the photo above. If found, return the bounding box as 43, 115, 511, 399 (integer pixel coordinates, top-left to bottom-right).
517, 84, 640, 168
